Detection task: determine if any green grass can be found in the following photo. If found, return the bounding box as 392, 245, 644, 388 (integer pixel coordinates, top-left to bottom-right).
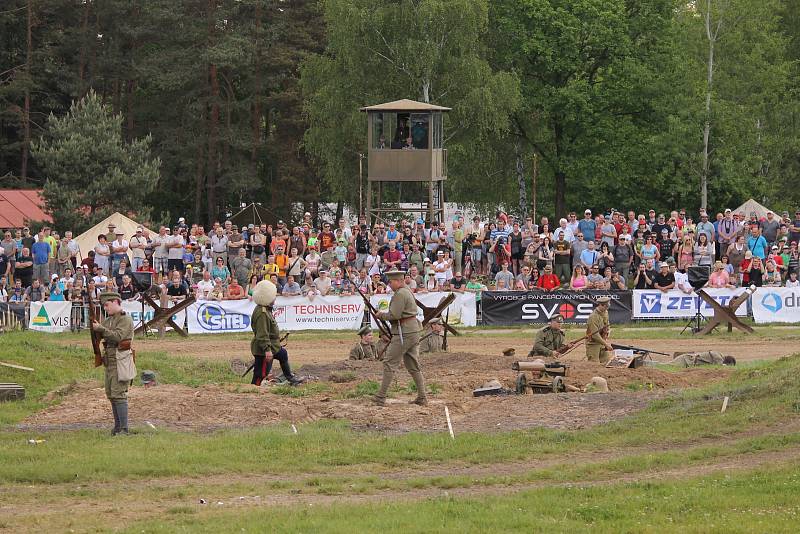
341, 379, 380, 398
116, 463, 800, 533
0, 331, 230, 425
270, 382, 330, 397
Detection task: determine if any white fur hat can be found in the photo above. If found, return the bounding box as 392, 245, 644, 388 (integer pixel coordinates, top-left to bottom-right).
252, 280, 277, 306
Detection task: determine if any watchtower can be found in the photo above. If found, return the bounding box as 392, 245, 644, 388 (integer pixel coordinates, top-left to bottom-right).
360, 99, 450, 224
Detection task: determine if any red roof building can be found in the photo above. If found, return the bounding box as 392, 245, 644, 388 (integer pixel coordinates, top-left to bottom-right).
0, 190, 53, 228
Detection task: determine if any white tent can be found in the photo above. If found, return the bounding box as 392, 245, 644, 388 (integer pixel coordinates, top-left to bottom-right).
732, 198, 775, 220
73, 212, 154, 263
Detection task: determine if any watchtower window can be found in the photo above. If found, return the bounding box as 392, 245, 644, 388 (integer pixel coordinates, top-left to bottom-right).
371, 112, 396, 149
410, 113, 429, 149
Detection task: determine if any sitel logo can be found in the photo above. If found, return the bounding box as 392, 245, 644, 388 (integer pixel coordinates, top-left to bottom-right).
639, 293, 661, 313
761, 292, 783, 313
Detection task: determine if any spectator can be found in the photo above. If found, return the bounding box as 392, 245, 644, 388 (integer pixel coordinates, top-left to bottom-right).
167, 227, 186, 273
586, 264, 604, 289
25, 278, 46, 302
449, 271, 466, 293
579, 240, 599, 270
537, 236, 554, 272
0, 276, 7, 302
196, 271, 214, 300
137, 258, 155, 274
707, 261, 732, 288
15, 247, 33, 288
210, 227, 229, 266
747, 256, 764, 287
761, 211, 780, 245
230, 248, 252, 287
129, 227, 148, 271
577, 209, 596, 243
9, 279, 25, 302
509, 222, 524, 275
31, 231, 51, 284
211, 257, 231, 286
786, 271, 799, 288
151, 227, 170, 281
633, 262, 654, 289
597, 241, 614, 271
613, 235, 633, 277
653, 262, 675, 292
537, 265, 560, 291
118, 274, 137, 300
313, 270, 332, 296
1, 230, 17, 281
764, 261, 782, 287
281, 274, 302, 296
226, 278, 246, 300
747, 225, 768, 260
553, 231, 571, 286
600, 215, 617, 248
694, 232, 714, 268
113, 258, 134, 288
570, 265, 588, 290
609, 268, 627, 290
209, 278, 225, 301
494, 261, 514, 290
110, 231, 129, 274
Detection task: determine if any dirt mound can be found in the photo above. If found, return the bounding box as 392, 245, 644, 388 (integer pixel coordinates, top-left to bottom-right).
19, 349, 732, 433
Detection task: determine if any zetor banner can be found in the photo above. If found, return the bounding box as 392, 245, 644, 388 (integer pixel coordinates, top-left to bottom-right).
186, 295, 365, 334
632, 288, 749, 319
480, 290, 632, 325
369, 291, 478, 328
28, 301, 72, 333
752, 287, 800, 324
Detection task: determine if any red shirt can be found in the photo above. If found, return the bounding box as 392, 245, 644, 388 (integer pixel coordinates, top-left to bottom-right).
537, 273, 561, 290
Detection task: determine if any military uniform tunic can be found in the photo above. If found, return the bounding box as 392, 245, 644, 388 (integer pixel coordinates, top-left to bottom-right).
251, 305, 280, 356
349, 342, 379, 360
96, 311, 134, 400
419, 327, 444, 354
669, 351, 725, 368
529, 325, 566, 357
585, 308, 611, 364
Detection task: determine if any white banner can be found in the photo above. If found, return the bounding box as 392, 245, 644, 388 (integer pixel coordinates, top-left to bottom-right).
632, 288, 749, 319
29, 301, 72, 332
121, 300, 187, 331
752, 287, 800, 324
369, 291, 477, 328
186, 295, 365, 334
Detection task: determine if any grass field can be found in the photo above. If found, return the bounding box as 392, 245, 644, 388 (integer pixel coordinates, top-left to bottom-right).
1, 329, 800, 532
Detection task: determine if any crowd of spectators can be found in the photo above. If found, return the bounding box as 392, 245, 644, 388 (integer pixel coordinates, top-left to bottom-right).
2, 207, 800, 308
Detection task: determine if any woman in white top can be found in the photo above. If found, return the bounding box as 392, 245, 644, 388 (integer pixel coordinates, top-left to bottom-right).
304, 246, 321, 279
432, 252, 449, 289
365, 246, 381, 277
694, 233, 715, 267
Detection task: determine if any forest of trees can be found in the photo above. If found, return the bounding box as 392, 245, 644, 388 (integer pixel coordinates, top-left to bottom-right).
1, 0, 799, 231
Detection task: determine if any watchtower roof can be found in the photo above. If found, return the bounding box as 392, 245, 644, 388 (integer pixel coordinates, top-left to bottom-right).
360, 99, 451, 112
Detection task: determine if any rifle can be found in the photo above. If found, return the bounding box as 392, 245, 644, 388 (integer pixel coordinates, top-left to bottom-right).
86, 291, 103, 368
343, 269, 392, 341
556, 327, 603, 356
610, 343, 670, 357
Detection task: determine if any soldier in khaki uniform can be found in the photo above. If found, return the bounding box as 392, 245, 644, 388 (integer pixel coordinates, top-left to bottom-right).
646, 351, 736, 368
419, 317, 445, 354
528, 314, 567, 357
373, 270, 427, 406
91, 291, 135, 435
349, 325, 380, 360
585, 296, 614, 364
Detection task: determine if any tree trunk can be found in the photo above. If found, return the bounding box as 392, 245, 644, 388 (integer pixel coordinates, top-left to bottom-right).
700, 0, 717, 212
208, 63, 220, 225
194, 139, 205, 224
78, 0, 90, 96
126, 79, 135, 142
21, 0, 33, 180
555, 171, 566, 220
251, 2, 263, 175
514, 142, 527, 219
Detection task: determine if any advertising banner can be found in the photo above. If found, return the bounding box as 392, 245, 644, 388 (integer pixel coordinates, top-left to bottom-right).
369, 292, 478, 328
186, 295, 365, 334
632, 288, 749, 319
121, 300, 187, 331
480, 291, 632, 325
28, 301, 72, 332
751, 287, 800, 324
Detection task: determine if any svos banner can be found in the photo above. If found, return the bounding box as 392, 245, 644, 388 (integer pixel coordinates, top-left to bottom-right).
752, 287, 800, 324
632, 288, 749, 319
481, 290, 632, 325
186, 295, 365, 334
28, 301, 72, 332
369, 292, 478, 328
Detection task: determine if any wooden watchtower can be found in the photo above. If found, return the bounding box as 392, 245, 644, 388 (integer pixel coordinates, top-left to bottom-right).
360, 99, 450, 224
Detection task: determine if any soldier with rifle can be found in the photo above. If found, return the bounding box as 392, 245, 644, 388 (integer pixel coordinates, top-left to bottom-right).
373, 269, 427, 406
528, 314, 567, 357
91, 291, 135, 435
586, 296, 614, 364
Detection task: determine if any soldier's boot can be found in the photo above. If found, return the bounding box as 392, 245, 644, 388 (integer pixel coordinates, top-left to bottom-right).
373, 370, 394, 406
409, 371, 428, 406
111, 401, 120, 435
278, 358, 303, 386
114, 400, 129, 435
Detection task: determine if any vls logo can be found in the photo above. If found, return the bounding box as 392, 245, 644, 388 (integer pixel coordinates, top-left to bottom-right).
760, 292, 783, 313
639, 293, 662, 313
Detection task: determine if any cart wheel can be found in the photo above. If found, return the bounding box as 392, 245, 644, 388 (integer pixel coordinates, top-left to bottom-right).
552, 376, 565, 393
516, 374, 528, 394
